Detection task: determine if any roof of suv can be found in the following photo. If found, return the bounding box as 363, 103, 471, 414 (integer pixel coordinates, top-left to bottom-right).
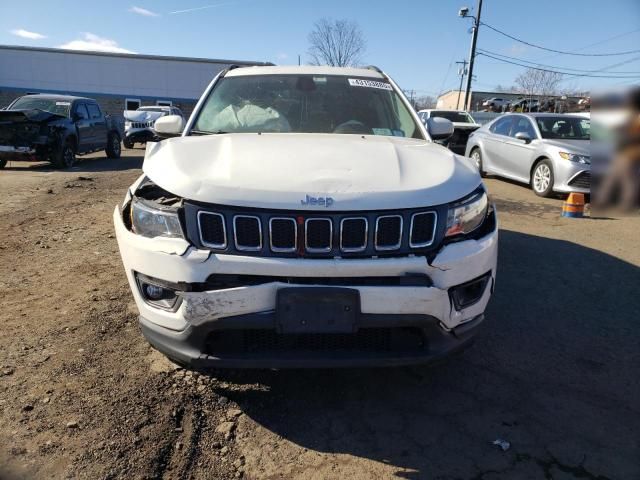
226, 65, 385, 78
22, 93, 94, 102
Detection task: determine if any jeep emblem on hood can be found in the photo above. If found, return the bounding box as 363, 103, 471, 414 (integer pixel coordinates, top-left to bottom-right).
301, 194, 334, 207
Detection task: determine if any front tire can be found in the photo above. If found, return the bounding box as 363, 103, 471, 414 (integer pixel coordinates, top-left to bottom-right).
0, 159, 7, 169
52, 140, 75, 169
106, 132, 122, 159
531, 159, 554, 197
123, 138, 134, 149
470, 148, 486, 178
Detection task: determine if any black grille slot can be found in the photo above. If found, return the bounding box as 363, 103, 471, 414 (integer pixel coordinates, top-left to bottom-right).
234, 216, 262, 251
206, 328, 426, 355
198, 212, 226, 248
410, 212, 437, 247
568, 171, 591, 189
340, 217, 367, 252
305, 219, 332, 252
270, 218, 296, 252
375, 215, 402, 250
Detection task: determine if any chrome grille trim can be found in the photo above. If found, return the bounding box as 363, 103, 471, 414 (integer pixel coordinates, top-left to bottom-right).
305, 218, 332, 253
409, 212, 438, 248
375, 215, 403, 251
269, 217, 297, 253
197, 211, 227, 249
233, 215, 262, 251
340, 217, 368, 253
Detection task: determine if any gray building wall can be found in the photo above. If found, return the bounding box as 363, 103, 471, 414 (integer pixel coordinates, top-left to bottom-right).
0, 45, 268, 119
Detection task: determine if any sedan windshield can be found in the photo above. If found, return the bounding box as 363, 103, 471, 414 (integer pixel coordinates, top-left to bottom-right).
10, 97, 70, 117
430, 111, 474, 123
536, 116, 590, 140
192, 74, 423, 139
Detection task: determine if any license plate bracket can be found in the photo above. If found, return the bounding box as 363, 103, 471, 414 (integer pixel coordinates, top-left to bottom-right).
276, 288, 360, 334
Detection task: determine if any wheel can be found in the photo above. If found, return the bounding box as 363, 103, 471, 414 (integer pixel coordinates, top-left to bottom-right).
531, 159, 554, 197
106, 132, 122, 158
123, 138, 134, 149
470, 148, 486, 178
52, 139, 76, 169
0, 159, 7, 169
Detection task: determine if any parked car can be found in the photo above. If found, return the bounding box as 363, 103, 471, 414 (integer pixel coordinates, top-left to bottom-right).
0, 94, 122, 169
509, 98, 539, 113
123, 106, 184, 149
114, 65, 498, 369
417, 109, 481, 154
482, 97, 510, 112
465, 113, 591, 197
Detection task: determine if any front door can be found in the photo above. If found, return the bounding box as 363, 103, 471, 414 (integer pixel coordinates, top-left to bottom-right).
73, 103, 92, 153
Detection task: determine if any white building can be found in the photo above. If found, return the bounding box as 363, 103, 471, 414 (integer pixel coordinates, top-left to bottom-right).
0, 45, 268, 117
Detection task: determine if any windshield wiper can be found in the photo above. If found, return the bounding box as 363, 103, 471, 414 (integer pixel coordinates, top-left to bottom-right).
190, 129, 229, 135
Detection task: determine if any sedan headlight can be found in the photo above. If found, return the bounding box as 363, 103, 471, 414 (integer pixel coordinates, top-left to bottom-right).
559, 151, 590, 165
445, 191, 488, 237
130, 197, 184, 239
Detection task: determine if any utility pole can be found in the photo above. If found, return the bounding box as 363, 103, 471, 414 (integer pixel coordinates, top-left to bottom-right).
462, 0, 483, 111
455, 60, 468, 110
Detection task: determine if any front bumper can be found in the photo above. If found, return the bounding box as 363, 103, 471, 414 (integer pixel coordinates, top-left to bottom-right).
0, 145, 40, 162
124, 128, 157, 144
114, 206, 498, 368
553, 161, 591, 194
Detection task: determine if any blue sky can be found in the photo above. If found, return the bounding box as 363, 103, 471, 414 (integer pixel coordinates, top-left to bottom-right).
1, 0, 639, 97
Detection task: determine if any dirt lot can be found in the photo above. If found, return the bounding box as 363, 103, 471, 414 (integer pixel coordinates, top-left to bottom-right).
0, 149, 638, 480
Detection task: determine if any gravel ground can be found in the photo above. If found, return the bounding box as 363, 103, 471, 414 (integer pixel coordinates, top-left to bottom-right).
0, 149, 638, 480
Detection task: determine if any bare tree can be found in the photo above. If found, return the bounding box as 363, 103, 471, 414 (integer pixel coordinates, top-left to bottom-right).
308, 18, 366, 67
514, 68, 563, 101
414, 95, 436, 110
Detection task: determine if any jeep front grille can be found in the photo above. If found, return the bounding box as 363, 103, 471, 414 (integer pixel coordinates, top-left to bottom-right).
188, 204, 441, 258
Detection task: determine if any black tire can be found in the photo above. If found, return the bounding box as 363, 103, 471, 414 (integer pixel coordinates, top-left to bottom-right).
123, 138, 134, 149
52, 139, 76, 169
531, 159, 554, 197
0, 159, 7, 169
469, 148, 486, 178
106, 132, 122, 159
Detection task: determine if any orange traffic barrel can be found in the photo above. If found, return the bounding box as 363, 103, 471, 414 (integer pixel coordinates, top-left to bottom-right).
562, 193, 585, 218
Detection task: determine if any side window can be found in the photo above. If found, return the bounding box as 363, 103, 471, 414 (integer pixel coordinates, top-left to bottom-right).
75, 104, 89, 120
87, 104, 101, 119
490, 117, 513, 136
510, 116, 536, 138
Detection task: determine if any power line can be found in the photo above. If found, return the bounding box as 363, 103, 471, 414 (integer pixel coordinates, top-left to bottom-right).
477, 48, 640, 74
481, 22, 640, 57
476, 51, 640, 78
532, 28, 640, 62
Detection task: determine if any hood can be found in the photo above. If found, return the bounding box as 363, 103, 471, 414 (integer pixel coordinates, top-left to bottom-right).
0, 109, 66, 123
143, 133, 482, 211
542, 139, 590, 156
124, 110, 166, 122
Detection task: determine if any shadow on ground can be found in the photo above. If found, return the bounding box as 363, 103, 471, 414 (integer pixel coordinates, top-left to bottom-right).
206, 230, 640, 479
1, 153, 143, 173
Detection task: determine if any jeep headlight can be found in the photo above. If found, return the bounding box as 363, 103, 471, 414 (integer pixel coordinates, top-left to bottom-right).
445, 191, 488, 237
130, 197, 184, 239
558, 151, 590, 165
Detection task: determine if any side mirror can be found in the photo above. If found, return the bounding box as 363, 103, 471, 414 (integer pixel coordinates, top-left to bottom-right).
515, 132, 532, 143
426, 117, 454, 141
154, 115, 185, 138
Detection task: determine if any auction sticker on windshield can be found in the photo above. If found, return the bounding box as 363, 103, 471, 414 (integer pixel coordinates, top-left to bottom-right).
348, 79, 393, 90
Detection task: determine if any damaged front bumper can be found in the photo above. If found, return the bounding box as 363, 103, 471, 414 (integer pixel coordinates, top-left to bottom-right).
114, 206, 498, 368
0, 145, 40, 162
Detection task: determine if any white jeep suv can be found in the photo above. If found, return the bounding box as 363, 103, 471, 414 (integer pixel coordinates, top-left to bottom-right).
114, 65, 498, 368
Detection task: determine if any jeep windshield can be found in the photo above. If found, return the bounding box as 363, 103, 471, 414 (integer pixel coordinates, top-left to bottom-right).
192, 74, 423, 139
9, 97, 70, 117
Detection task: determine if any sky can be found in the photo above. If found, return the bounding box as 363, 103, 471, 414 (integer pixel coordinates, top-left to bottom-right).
1, 0, 639, 98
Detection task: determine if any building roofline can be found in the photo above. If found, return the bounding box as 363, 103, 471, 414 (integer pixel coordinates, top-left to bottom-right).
0, 44, 270, 67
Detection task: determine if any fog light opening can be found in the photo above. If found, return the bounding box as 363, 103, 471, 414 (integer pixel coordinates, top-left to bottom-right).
135, 273, 180, 311
449, 272, 491, 311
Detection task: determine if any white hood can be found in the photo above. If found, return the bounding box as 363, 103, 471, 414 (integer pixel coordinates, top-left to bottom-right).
142, 133, 482, 210
124, 110, 166, 123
